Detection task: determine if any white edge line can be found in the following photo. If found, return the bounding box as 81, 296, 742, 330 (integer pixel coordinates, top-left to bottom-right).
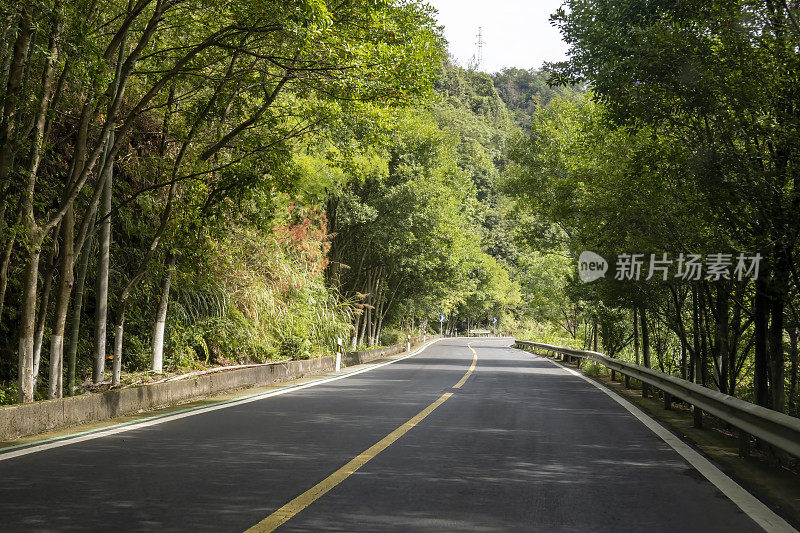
516, 347, 797, 533
0, 337, 447, 462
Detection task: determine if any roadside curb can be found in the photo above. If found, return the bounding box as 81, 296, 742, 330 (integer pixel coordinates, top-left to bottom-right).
0, 336, 441, 442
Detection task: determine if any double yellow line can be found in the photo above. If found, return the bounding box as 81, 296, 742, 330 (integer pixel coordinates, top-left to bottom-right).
247, 343, 479, 532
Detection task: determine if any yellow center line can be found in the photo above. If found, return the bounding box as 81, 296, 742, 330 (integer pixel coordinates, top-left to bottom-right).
453, 343, 478, 389
245, 343, 479, 532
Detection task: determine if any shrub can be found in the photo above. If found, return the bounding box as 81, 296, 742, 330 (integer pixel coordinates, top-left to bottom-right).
580, 359, 603, 377
125, 335, 151, 372
380, 328, 402, 346
279, 335, 311, 360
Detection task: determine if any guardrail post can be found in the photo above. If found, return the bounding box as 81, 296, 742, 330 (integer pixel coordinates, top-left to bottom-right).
624, 375, 630, 389
693, 406, 703, 428
664, 392, 672, 410
611, 369, 616, 381
738, 430, 751, 458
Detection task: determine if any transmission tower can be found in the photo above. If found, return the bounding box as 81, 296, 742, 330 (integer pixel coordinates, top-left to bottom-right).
475, 27, 484, 70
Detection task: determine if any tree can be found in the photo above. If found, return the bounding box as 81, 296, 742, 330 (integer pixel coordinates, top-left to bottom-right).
0, 0, 443, 401
549, 0, 800, 411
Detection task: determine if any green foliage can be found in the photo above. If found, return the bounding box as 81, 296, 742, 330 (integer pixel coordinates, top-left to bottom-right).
0, 0, 446, 399
161, 198, 352, 368
379, 327, 403, 347
124, 335, 152, 373
277, 311, 314, 360
580, 359, 603, 377
0, 384, 16, 406
505, 0, 800, 413
511, 320, 581, 350
491, 68, 583, 128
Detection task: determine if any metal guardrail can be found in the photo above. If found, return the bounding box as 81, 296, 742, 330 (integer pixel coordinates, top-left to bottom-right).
513, 340, 800, 459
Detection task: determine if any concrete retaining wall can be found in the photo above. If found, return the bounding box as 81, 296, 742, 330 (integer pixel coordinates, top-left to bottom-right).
342, 335, 438, 366
0, 336, 440, 442
342, 345, 403, 366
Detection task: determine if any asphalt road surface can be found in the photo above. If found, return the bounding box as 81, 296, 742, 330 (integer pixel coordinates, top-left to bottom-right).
0, 338, 779, 532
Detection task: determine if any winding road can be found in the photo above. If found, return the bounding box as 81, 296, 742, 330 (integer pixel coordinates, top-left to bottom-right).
0, 338, 783, 531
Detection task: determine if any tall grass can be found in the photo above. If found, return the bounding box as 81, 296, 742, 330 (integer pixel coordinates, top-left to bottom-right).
164, 224, 352, 369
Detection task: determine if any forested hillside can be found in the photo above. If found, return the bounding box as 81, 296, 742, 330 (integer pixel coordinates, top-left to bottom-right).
0, 0, 543, 404
492, 68, 581, 128
0, 0, 442, 402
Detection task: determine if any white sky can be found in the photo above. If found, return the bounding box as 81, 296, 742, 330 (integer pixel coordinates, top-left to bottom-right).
427, 0, 570, 73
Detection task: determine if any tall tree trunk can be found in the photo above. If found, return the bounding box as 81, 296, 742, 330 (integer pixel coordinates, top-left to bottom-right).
0, 8, 34, 186
351, 307, 361, 349
692, 285, 700, 384
788, 326, 798, 412
728, 286, 745, 395
715, 284, 730, 394
112, 311, 125, 386
15, 4, 63, 402
361, 305, 371, 347
62, 91, 97, 395
669, 286, 690, 380
640, 308, 650, 397
697, 286, 712, 387
0, 203, 20, 322
754, 278, 770, 407
374, 298, 383, 345
633, 308, 639, 365
376, 303, 385, 346
67, 231, 92, 395
357, 306, 367, 347
49, 205, 74, 398
32, 234, 59, 381
357, 271, 371, 347
93, 163, 112, 384
367, 272, 376, 345
151, 251, 175, 372
680, 341, 687, 380
18, 238, 42, 403
768, 290, 785, 412
91, 9, 130, 384
369, 270, 381, 346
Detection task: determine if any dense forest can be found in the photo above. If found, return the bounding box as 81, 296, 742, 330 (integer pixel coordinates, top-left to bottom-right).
0, 0, 564, 404
0, 0, 797, 423
506, 0, 800, 417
